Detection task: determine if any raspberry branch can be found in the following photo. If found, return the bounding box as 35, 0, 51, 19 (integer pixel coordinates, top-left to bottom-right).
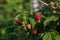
39, 0, 57, 9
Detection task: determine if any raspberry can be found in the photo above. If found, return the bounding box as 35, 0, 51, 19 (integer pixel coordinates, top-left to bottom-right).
21, 22, 26, 27
32, 29, 37, 35
26, 24, 32, 29
50, 2, 54, 6
35, 13, 41, 20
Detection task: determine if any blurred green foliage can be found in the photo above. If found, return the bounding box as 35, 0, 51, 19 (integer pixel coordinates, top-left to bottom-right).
0, 0, 60, 40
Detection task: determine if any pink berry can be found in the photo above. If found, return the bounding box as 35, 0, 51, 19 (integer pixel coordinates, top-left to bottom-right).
35, 13, 41, 20
32, 29, 37, 35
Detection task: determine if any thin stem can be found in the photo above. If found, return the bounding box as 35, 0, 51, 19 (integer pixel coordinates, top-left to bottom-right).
39, 0, 48, 6
38, 0, 56, 9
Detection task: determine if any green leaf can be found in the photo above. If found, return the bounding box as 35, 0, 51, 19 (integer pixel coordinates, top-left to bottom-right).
51, 32, 60, 40
43, 32, 60, 40
0, 15, 4, 20
29, 17, 36, 29
43, 32, 52, 40
44, 16, 58, 26
23, 16, 27, 24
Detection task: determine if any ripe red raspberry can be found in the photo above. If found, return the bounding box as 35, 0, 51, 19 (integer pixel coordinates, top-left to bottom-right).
32, 29, 37, 35
35, 13, 41, 20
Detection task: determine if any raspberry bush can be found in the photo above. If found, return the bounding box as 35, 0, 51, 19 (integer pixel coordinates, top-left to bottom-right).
0, 0, 60, 40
